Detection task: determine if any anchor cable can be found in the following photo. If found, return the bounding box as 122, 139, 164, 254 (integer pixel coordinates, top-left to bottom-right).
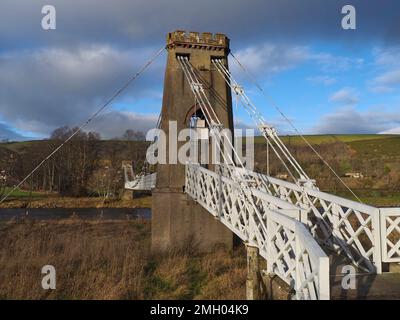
0, 46, 165, 204
229, 52, 362, 203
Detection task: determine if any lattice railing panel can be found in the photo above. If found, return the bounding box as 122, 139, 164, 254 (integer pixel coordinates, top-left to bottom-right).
380, 208, 400, 263
185, 163, 329, 300
228, 165, 382, 273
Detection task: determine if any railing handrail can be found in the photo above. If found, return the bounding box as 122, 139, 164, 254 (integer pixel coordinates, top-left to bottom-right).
191, 163, 303, 213
185, 163, 330, 300
235, 165, 378, 216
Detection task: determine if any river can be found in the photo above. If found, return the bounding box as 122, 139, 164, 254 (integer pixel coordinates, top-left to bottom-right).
0, 207, 151, 221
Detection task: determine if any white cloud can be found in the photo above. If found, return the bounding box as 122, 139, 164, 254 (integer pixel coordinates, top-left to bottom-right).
373, 47, 400, 66
371, 69, 400, 91
306, 75, 336, 86
380, 127, 400, 134
232, 44, 309, 77
233, 43, 364, 81
86, 111, 159, 139
313, 106, 400, 134
309, 53, 363, 72
0, 45, 164, 138
329, 88, 359, 106
370, 47, 400, 93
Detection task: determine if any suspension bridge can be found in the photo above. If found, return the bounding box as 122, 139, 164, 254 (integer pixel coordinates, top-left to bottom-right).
2, 30, 399, 300
124, 31, 400, 300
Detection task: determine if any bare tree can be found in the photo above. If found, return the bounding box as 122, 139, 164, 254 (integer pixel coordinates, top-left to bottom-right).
122, 129, 145, 141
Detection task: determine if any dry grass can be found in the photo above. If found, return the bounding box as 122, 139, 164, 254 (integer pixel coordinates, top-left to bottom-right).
0, 196, 152, 209
0, 218, 246, 300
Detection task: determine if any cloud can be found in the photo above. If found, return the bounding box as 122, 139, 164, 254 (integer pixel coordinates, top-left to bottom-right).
0, 45, 164, 138
2, 0, 400, 51
232, 44, 362, 80
86, 111, 158, 139
329, 88, 359, 105
306, 75, 336, 86
0, 123, 28, 141
309, 53, 364, 72
369, 47, 400, 92
380, 127, 400, 134
233, 44, 309, 76
312, 106, 400, 134
373, 46, 400, 66
371, 69, 400, 92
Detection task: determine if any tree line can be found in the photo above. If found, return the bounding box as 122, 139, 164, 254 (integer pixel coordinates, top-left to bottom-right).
0, 127, 148, 198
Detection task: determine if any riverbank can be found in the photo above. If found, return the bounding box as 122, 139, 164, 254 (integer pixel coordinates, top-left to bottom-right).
0, 195, 152, 209
0, 218, 246, 299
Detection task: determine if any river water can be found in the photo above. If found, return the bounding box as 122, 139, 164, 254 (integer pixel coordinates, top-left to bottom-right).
0, 207, 151, 221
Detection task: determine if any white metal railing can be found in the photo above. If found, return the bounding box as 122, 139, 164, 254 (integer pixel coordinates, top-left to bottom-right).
124, 169, 156, 191
185, 163, 330, 300
225, 166, 384, 273
380, 208, 400, 263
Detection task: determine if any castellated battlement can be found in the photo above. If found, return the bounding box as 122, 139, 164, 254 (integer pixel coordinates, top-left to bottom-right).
167, 30, 229, 50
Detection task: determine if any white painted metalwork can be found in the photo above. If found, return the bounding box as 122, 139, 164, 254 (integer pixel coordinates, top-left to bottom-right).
124, 173, 156, 190
212, 58, 313, 185
123, 165, 156, 191
224, 165, 382, 273
380, 208, 400, 263
185, 163, 330, 300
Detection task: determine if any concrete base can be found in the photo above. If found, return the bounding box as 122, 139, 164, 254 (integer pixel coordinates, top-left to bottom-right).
246, 245, 263, 300
151, 188, 233, 253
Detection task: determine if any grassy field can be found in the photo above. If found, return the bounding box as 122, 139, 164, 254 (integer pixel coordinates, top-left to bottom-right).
334, 189, 400, 207
254, 134, 399, 145
348, 136, 400, 158
0, 195, 152, 209
2, 134, 400, 207
0, 218, 246, 299
2, 187, 44, 198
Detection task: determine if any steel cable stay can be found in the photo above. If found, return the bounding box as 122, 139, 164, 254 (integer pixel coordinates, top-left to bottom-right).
212, 60, 298, 184
214, 57, 354, 227
213, 58, 306, 180
229, 52, 362, 204
179, 58, 331, 299
179, 56, 259, 226
212, 58, 311, 186
211, 58, 371, 269
0, 46, 166, 204
178, 56, 271, 242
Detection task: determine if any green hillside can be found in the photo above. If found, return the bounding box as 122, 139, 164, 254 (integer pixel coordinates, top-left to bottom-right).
254, 134, 399, 146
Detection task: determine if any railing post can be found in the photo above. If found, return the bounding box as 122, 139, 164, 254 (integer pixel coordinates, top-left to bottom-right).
295, 232, 301, 300
332, 204, 342, 252
373, 208, 382, 274
266, 215, 273, 274
319, 256, 330, 300
218, 166, 223, 219
246, 244, 262, 300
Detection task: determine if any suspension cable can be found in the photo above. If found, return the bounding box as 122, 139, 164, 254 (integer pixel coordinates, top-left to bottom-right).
229, 52, 362, 203
213, 58, 311, 182
178, 56, 271, 239
0, 46, 166, 204
212, 59, 301, 183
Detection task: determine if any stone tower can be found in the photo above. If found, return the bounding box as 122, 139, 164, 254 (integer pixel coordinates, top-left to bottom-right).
151, 30, 234, 253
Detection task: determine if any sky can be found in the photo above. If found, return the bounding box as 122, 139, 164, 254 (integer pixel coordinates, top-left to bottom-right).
0, 0, 400, 140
